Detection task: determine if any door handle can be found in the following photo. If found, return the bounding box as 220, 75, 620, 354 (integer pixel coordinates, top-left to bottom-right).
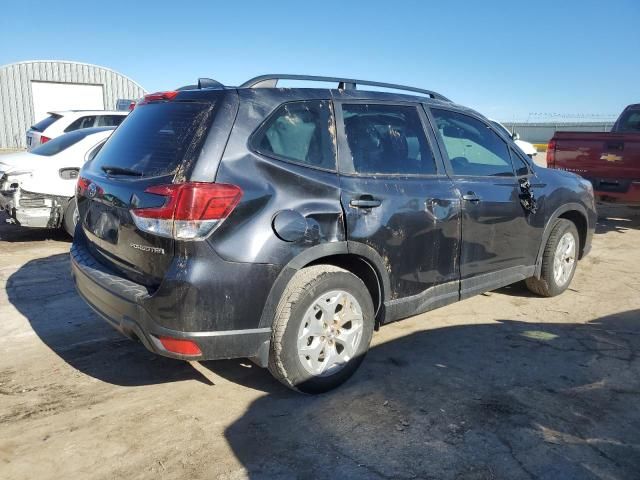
462, 192, 480, 203
350, 195, 382, 208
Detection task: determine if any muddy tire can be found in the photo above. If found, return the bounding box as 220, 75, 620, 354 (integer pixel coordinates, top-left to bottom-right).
268, 265, 375, 394
526, 219, 579, 297
62, 198, 78, 237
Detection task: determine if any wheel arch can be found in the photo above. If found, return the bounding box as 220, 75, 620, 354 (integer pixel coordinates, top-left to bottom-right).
258, 241, 390, 329
534, 203, 588, 278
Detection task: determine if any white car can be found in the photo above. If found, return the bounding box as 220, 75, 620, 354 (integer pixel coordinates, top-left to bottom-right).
26, 110, 127, 151
489, 119, 537, 158
0, 127, 114, 236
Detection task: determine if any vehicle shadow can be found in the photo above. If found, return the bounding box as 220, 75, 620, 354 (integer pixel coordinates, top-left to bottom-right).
6, 253, 211, 386
216, 310, 640, 479
0, 211, 70, 243
596, 204, 640, 234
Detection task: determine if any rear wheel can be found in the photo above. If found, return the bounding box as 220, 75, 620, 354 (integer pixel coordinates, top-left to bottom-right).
62, 197, 78, 237
268, 265, 375, 394
526, 219, 579, 297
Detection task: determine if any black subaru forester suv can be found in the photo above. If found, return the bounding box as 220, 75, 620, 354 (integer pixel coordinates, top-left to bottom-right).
71, 74, 596, 393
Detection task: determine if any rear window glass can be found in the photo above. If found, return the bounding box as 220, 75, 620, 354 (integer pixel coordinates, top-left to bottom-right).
88, 102, 213, 178
616, 110, 640, 132
31, 114, 61, 132
31, 129, 95, 157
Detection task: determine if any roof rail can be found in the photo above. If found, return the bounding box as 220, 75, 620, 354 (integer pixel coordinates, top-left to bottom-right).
239, 74, 451, 102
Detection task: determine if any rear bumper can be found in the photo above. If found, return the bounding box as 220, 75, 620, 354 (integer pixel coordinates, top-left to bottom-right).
589, 178, 640, 205
70, 236, 271, 362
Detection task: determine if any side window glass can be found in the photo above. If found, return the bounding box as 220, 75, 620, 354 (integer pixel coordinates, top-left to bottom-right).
96, 115, 125, 127
341, 104, 436, 175
511, 149, 531, 177
252, 100, 336, 170
65, 116, 96, 132
431, 109, 514, 176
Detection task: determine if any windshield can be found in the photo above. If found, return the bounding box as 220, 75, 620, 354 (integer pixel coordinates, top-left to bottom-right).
490, 121, 512, 138
31, 129, 98, 157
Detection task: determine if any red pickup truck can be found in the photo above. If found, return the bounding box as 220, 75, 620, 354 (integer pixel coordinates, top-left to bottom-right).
547, 104, 640, 205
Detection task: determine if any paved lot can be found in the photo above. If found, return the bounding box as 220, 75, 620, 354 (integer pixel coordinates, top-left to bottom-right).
1, 164, 639, 478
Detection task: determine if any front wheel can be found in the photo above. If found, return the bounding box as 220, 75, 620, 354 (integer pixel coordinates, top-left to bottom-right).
268, 265, 375, 394
526, 219, 579, 297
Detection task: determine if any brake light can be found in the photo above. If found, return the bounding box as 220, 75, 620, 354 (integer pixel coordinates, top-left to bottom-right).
77, 176, 91, 195
40, 135, 51, 144
131, 182, 242, 240
546, 139, 557, 168
128, 101, 136, 111
157, 336, 202, 356
138, 91, 179, 105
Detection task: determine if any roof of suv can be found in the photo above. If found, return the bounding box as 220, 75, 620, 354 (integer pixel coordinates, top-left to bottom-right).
178, 74, 453, 105
48, 110, 128, 116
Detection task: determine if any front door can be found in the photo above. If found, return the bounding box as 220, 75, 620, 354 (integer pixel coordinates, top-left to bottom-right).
334, 101, 461, 317
428, 107, 538, 298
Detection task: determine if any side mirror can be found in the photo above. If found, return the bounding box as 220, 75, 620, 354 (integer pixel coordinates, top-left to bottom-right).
512, 132, 520, 141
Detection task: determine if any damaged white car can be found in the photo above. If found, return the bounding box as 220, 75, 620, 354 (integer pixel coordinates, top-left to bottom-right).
0, 127, 114, 236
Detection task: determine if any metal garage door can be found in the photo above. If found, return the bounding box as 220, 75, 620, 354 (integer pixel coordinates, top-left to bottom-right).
31, 81, 105, 123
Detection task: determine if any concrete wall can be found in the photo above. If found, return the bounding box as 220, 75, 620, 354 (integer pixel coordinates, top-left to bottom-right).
504, 122, 615, 145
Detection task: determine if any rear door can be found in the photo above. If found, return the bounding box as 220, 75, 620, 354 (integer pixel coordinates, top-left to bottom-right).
428, 107, 538, 298
335, 100, 461, 306
77, 95, 221, 287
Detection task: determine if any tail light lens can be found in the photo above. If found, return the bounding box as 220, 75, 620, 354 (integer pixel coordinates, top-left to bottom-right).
77, 176, 91, 195
131, 182, 242, 240
546, 139, 557, 168
40, 135, 51, 144
137, 91, 179, 105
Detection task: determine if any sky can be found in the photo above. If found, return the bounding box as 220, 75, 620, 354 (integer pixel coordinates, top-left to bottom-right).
1, 0, 638, 122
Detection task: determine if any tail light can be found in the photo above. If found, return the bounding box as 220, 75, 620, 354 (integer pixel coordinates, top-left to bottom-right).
40, 135, 51, 144
77, 176, 91, 196
131, 182, 242, 240
546, 139, 557, 168
137, 91, 179, 106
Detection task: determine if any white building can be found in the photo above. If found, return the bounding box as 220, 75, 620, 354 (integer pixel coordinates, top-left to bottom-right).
0, 60, 146, 149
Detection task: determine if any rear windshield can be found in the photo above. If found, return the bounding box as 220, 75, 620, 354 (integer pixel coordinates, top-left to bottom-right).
88, 101, 213, 178
31, 129, 96, 157
615, 110, 640, 132
31, 114, 61, 132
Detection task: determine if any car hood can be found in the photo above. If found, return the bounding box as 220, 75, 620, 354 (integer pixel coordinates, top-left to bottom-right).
0, 151, 44, 174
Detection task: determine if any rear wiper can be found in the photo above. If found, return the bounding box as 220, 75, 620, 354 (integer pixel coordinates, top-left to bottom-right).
101, 165, 143, 177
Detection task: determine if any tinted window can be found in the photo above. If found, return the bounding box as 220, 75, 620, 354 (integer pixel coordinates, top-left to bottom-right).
31, 114, 61, 132
616, 110, 640, 132
341, 104, 436, 175
511, 148, 531, 176
253, 101, 336, 170
64, 116, 96, 132
31, 129, 95, 157
96, 115, 126, 127
88, 101, 213, 178
432, 109, 513, 176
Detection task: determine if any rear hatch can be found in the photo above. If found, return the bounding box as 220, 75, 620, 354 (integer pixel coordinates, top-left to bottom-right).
27, 113, 62, 151
77, 90, 226, 288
